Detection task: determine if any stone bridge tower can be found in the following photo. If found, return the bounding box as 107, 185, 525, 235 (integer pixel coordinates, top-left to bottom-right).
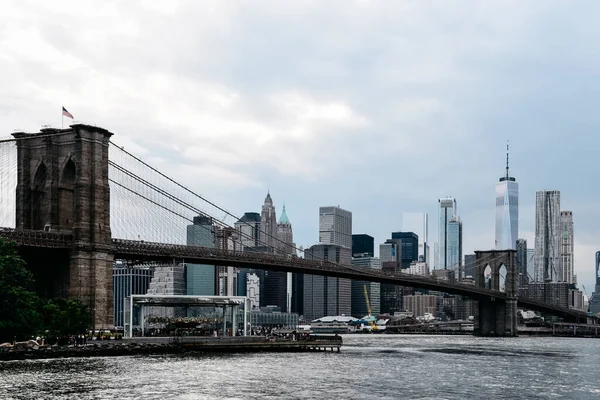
13, 124, 114, 328
474, 249, 518, 336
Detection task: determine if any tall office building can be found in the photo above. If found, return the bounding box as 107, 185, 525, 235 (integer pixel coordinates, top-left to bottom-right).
186, 216, 216, 295
438, 198, 457, 270
391, 231, 419, 268
276, 203, 295, 311
260, 192, 277, 248
277, 203, 295, 255
402, 212, 429, 263
352, 234, 375, 257
495, 145, 519, 250
216, 227, 236, 296
516, 239, 528, 285
319, 206, 352, 248
447, 217, 462, 274
534, 191, 561, 282
351, 256, 381, 318
234, 212, 261, 250
560, 211, 574, 284
590, 251, 600, 315
113, 264, 152, 328
526, 248, 535, 281
303, 244, 352, 320
464, 254, 476, 279
379, 239, 404, 314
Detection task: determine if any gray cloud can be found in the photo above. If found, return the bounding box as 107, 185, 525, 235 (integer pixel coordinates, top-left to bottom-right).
1, 0, 599, 292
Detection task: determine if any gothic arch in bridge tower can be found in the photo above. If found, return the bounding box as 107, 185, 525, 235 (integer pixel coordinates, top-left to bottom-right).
483, 264, 492, 289
31, 162, 47, 230
498, 264, 507, 293
59, 158, 76, 230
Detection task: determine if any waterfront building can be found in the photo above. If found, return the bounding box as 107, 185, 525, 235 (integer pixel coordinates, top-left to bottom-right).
260, 192, 277, 248
516, 239, 528, 286
402, 212, 429, 263
403, 294, 437, 317
438, 197, 457, 270
351, 256, 381, 318
560, 211, 574, 283
391, 231, 419, 268
113, 264, 152, 328
319, 206, 352, 248
303, 244, 352, 321
352, 234, 375, 257
234, 212, 261, 250
186, 216, 216, 296
495, 145, 518, 250
534, 190, 561, 282
447, 217, 462, 276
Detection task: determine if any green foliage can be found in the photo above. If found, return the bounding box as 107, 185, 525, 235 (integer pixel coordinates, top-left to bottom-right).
42, 298, 92, 336
0, 238, 42, 342
0, 238, 93, 342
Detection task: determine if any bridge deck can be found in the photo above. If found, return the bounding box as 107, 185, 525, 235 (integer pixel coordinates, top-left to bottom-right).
0, 228, 590, 321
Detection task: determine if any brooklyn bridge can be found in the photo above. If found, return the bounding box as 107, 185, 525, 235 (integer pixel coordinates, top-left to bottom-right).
0, 124, 593, 336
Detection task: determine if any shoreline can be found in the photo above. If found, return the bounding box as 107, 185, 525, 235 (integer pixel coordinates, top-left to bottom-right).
0, 336, 342, 362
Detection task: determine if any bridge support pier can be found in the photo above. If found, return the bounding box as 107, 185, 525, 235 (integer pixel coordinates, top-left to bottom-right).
474, 250, 518, 337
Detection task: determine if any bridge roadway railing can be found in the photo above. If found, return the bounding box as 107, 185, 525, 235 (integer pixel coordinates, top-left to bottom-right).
111, 239, 592, 321
112, 238, 507, 300
0, 228, 73, 248
0, 230, 587, 320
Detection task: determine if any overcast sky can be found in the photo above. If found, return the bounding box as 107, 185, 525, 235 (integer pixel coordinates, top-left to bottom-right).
1, 0, 599, 294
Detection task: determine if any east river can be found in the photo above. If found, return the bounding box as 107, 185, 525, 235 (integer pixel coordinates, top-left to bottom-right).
1, 335, 599, 399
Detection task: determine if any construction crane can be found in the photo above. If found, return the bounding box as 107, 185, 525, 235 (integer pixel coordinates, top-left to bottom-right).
363, 285, 378, 331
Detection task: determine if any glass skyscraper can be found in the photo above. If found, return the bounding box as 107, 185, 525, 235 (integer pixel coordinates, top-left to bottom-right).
447, 217, 462, 272
495, 146, 518, 250
438, 198, 457, 270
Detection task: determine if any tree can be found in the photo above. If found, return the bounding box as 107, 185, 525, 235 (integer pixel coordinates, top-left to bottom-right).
0, 238, 42, 342
42, 298, 92, 337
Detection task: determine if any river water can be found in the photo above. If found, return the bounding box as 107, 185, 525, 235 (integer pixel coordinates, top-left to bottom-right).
1, 335, 599, 399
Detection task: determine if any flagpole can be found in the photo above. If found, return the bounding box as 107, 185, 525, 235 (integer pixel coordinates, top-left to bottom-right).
61, 106, 64, 129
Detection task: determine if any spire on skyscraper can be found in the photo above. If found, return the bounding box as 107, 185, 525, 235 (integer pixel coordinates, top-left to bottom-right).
278, 203, 290, 225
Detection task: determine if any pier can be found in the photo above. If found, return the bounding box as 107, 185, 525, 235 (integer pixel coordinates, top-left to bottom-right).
0, 335, 342, 361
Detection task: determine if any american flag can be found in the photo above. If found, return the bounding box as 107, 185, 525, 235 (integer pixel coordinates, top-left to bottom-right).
62, 106, 74, 119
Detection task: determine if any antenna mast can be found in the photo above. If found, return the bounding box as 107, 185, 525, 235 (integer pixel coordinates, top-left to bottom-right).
505, 140, 510, 179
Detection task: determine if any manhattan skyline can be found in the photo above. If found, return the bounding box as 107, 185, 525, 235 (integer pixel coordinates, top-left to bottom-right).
1, 1, 598, 294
